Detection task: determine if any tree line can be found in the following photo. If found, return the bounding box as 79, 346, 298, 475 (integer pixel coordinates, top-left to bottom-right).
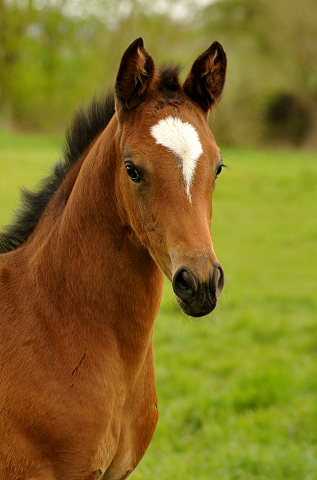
0, 0, 316, 147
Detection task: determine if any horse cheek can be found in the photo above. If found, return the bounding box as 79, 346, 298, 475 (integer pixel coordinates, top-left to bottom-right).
120, 178, 149, 247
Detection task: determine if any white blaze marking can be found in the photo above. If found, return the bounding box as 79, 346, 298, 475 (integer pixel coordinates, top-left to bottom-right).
150, 116, 203, 201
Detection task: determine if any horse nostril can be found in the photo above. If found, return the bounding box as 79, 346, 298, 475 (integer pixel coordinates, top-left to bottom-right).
172, 267, 197, 302
213, 261, 224, 297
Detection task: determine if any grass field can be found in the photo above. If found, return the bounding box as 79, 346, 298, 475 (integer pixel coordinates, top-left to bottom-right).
0, 131, 317, 479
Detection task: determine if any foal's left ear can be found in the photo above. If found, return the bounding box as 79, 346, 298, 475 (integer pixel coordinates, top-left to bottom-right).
183, 41, 227, 114
115, 37, 155, 111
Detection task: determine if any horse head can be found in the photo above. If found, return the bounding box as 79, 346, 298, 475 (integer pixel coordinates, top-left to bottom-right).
115, 38, 226, 317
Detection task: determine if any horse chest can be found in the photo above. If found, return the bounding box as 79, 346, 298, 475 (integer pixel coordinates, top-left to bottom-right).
68, 353, 158, 478
0, 363, 158, 480
1, 328, 157, 478
54, 385, 158, 480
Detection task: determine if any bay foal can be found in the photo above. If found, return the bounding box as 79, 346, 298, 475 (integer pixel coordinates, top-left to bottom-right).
0, 38, 226, 479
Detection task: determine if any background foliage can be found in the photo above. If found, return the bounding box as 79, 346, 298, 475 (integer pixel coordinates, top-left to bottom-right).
0, 0, 317, 147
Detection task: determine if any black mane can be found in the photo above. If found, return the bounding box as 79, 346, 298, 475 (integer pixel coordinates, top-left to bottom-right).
158, 64, 182, 93
0, 92, 115, 253
155, 64, 183, 108
0, 64, 184, 254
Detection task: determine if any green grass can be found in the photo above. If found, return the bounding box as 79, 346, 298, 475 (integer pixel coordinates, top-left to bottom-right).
0, 131, 61, 226
1, 132, 317, 479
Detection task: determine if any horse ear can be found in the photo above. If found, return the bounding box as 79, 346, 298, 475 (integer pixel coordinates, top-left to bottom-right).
115, 37, 155, 110
183, 41, 227, 113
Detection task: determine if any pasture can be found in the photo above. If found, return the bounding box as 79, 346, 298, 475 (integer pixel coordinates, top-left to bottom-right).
0, 131, 316, 479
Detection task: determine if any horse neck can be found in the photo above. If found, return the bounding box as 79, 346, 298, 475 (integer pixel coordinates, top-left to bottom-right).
28, 116, 164, 351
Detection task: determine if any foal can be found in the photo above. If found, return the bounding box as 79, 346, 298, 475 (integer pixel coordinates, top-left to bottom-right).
0, 38, 226, 479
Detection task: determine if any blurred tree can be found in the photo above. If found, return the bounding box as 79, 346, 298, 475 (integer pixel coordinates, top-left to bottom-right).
0, 0, 21, 127
200, 0, 317, 146
0, 0, 316, 147
0, 0, 204, 131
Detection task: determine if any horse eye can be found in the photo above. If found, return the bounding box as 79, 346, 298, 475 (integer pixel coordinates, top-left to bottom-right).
216, 163, 224, 178
125, 162, 142, 183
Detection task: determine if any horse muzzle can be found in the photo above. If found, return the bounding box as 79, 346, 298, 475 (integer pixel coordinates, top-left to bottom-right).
172, 261, 224, 317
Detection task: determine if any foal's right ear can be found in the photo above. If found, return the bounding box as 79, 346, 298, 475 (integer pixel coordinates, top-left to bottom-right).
115, 38, 155, 111
183, 41, 227, 114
